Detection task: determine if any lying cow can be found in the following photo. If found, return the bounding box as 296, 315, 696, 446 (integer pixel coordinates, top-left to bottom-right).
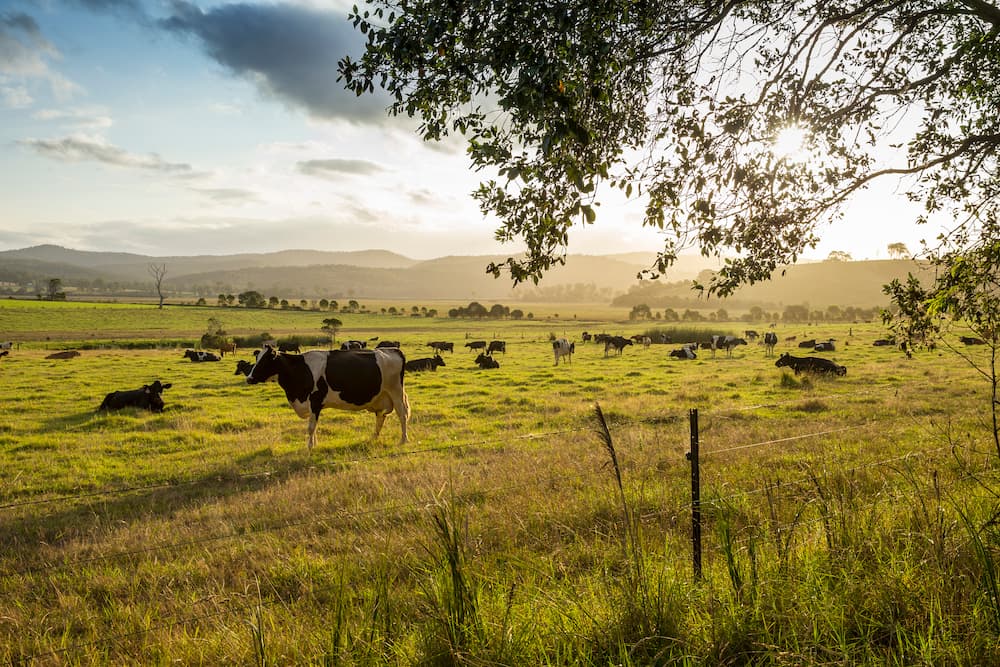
553, 338, 575, 365
99, 380, 172, 412
475, 352, 500, 369
775, 353, 847, 376
46, 350, 81, 360
405, 355, 445, 372
960, 336, 986, 345
669, 346, 697, 360
184, 349, 220, 362
376, 340, 401, 349
234, 359, 255, 376
0, 350, 8, 359
245, 345, 410, 449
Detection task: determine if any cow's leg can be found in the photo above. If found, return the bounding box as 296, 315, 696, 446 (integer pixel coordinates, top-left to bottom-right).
373, 410, 387, 439
394, 389, 411, 444
307, 411, 320, 449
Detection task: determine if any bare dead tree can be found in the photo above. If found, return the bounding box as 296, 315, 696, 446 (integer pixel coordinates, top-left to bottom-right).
148, 263, 167, 309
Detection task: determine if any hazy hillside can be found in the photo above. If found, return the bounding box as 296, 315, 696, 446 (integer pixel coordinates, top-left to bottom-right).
612, 259, 932, 309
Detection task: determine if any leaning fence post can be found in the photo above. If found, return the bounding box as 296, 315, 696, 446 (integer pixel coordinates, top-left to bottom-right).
686, 408, 702, 581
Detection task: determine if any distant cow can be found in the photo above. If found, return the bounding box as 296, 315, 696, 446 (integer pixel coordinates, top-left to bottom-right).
960, 336, 987, 345
277, 341, 302, 353
641, 336, 652, 349
604, 336, 633, 357
465, 340, 487, 352
593, 333, 611, 345
46, 350, 81, 360
427, 341, 454, 353
873, 338, 896, 347
245, 346, 409, 449
669, 346, 697, 360
0, 350, 9, 359
775, 353, 846, 376
405, 355, 445, 372
553, 338, 575, 365
744, 330, 759, 341
234, 359, 254, 376
219, 342, 237, 357
711, 335, 747, 357
184, 349, 220, 362
814, 340, 836, 352
487, 340, 506, 356
581, 332, 592, 342
0, 341, 12, 351
475, 352, 500, 369
763, 332, 778, 356
376, 341, 401, 349
340, 340, 366, 351
99, 380, 172, 412
797, 339, 816, 349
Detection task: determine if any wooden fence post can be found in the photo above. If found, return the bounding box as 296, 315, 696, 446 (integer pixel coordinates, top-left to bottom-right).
687, 408, 702, 580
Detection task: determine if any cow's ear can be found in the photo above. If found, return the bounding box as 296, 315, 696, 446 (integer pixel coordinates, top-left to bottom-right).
162, 383, 172, 389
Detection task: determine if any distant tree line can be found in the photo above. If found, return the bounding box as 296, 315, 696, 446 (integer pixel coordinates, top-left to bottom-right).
447, 302, 530, 320
627, 302, 882, 323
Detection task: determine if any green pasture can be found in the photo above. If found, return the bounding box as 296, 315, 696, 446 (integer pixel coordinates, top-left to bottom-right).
2, 302, 1000, 664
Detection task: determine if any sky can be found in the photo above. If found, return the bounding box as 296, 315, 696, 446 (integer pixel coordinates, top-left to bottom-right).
0, 0, 937, 262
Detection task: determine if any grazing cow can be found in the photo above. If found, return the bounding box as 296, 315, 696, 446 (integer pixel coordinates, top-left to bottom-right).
278, 341, 302, 353
873, 338, 896, 347
0, 350, 8, 359
593, 333, 611, 345
46, 350, 81, 360
245, 346, 410, 449
234, 359, 255, 376
744, 330, 759, 341
0, 341, 12, 351
375, 340, 401, 349
553, 338, 575, 365
711, 335, 747, 357
797, 339, 816, 349
775, 353, 847, 376
604, 336, 633, 357
814, 340, 836, 352
340, 340, 366, 351
581, 332, 592, 342
99, 380, 172, 412
763, 332, 778, 356
960, 336, 987, 345
474, 352, 500, 369
487, 340, 506, 356
219, 342, 237, 357
184, 349, 221, 362
465, 340, 487, 352
405, 355, 446, 372
669, 346, 697, 360
427, 341, 454, 353
785, 335, 797, 342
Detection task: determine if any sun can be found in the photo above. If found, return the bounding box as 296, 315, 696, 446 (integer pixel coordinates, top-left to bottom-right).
772, 124, 810, 161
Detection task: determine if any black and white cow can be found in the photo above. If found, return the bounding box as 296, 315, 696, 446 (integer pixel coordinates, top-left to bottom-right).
581, 332, 592, 342
405, 355, 445, 372
184, 349, 221, 362
604, 336, 633, 357
763, 332, 778, 356
375, 340, 401, 349
487, 340, 506, 356
669, 346, 697, 360
474, 352, 500, 369
775, 353, 847, 376
553, 338, 575, 365
246, 346, 410, 449
234, 359, 254, 376
340, 340, 366, 351
427, 341, 454, 353
465, 340, 487, 352
710, 335, 747, 357
814, 340, 836, 352
0, 341, 12, 351
797, 339, 817, 349
99, 380, 172, 412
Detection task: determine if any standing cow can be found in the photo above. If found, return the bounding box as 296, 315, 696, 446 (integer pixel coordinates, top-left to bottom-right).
553, 338, 575, 365
763, 332, 778, 356
245, 346, 410, 449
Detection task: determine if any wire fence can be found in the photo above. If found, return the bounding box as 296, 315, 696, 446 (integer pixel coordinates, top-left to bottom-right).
3, 377, 998, 661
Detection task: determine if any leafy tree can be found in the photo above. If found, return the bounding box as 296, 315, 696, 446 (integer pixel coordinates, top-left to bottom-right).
826, 251, 852, 262
348, 299, 360, 312
783, 304, 810, 323
238, 291, 267, 309
488, 303, 507, 319
887, 243, 910, 259
510, 309, 524, 320
321, 317, 343, 344
46, 278, 65, 301
341, 2, 1000, 296
629, 303, 651, 320
269, 296, 280, 308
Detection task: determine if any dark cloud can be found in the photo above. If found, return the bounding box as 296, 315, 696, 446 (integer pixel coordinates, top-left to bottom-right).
1, 12, 42, 36
159, 1, 393, 124
297, 158, 385, 178
19, 136, 194, 174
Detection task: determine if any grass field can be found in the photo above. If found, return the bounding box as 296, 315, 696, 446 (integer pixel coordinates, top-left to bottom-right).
2, 300, 1000, 664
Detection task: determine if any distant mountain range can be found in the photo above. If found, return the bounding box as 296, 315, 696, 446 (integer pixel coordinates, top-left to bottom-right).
0, 244, 927, 307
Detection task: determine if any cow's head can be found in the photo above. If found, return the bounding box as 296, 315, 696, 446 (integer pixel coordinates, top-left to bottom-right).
775, 353, 791, 368
147, 380, 172, 412
433, 355, 445, 367
246, 346, 281, 384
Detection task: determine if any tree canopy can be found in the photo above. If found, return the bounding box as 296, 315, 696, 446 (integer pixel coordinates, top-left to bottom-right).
340, 1, 1000, 295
